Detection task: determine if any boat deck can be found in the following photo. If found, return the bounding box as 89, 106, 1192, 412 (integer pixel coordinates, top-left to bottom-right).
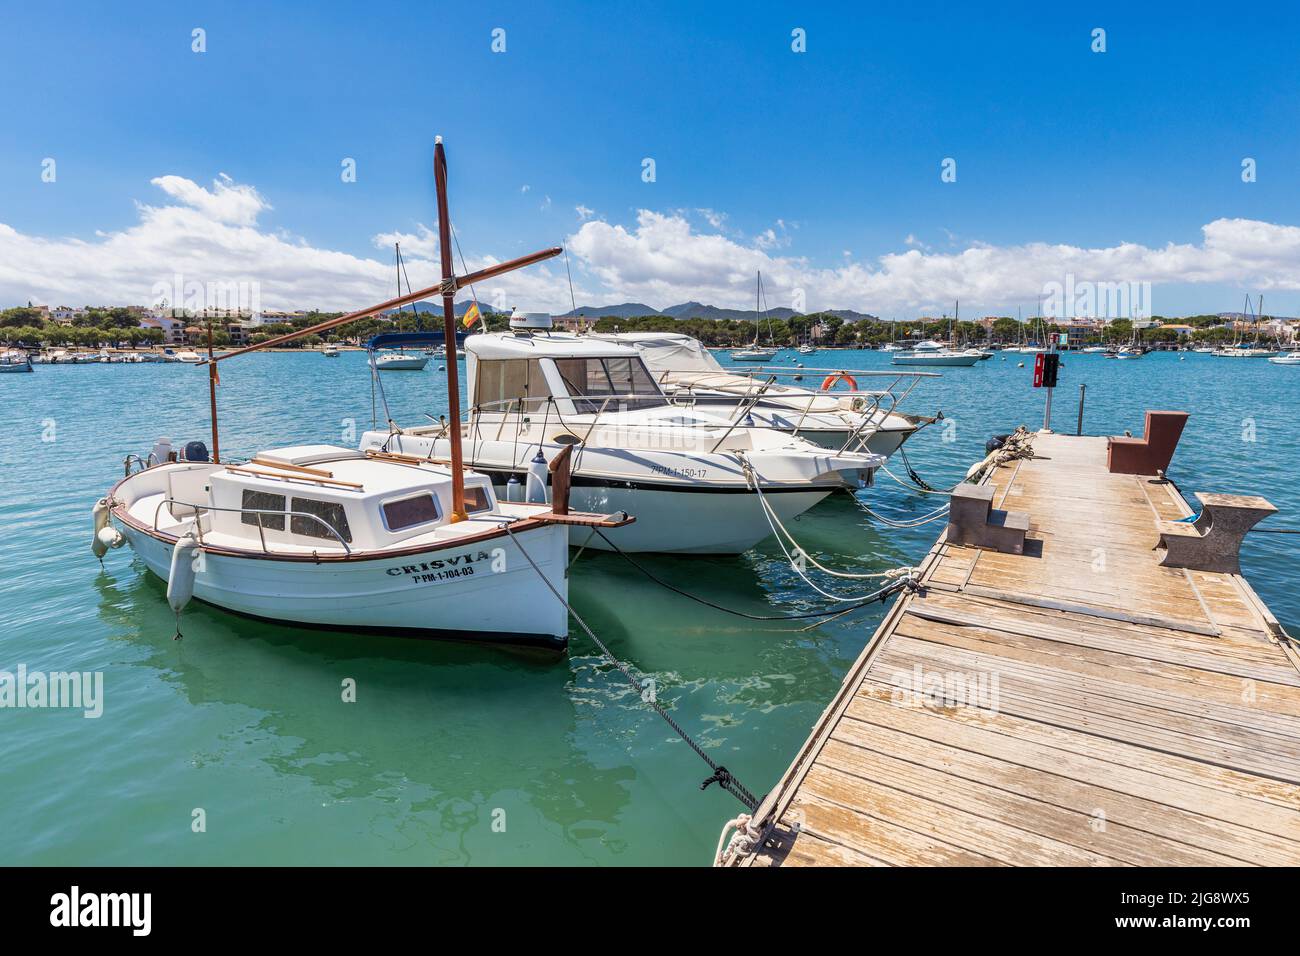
723, 433, 1300, 866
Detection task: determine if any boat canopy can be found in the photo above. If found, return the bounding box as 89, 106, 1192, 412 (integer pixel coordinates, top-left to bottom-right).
366, 331, 467, 351
587, 332, 725, 374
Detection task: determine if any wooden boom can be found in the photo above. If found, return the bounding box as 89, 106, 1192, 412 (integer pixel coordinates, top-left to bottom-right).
210, 244, 562, 362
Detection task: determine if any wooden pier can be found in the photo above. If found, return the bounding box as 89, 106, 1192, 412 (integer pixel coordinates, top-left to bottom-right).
721, 432, 1300, 866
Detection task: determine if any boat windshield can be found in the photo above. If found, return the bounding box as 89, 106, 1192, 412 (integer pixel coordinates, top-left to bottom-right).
552, 357, 665, 412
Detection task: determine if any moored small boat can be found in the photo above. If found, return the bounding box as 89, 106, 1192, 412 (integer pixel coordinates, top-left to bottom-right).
891, 341, 980, 367
100, 443, 587, 647
93, 137, 624, 650
0, 348, 34, 372
372, 352, 429, 371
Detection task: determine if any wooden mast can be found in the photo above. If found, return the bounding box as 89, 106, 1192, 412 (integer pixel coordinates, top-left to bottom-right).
434, 137, 467, 521
198, 138, 561, 511
206, 319, 220, 462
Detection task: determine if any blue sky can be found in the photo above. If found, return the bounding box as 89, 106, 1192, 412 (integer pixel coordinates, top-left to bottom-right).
2, 1, 1299, 317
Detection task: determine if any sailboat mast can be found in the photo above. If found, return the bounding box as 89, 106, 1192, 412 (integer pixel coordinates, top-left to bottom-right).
434, 137, 467, 522
207, 320, 220, 462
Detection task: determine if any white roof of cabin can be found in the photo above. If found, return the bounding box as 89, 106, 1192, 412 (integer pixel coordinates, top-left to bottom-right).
233, 446, 472, 497
467, 332, 638, 361
257, 445, 367, 467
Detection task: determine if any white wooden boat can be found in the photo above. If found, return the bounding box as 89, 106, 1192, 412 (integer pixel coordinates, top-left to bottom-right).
1268, 352, 1300, 365
102, 445, 586, 647
92, 137, 627, 650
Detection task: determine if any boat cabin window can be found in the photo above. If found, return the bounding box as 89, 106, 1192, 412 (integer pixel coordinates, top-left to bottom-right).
552, 357, 663, 411
241, 490, 286, 531
474, 358, 549, 410
382, 493, 441, 532
290, 496, 353, 544
464, 484, 494, 513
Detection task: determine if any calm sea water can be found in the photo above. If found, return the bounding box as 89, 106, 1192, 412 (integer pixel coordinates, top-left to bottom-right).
1, 348, 1296, 865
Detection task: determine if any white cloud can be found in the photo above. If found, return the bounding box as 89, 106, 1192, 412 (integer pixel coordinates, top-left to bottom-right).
575, 204, 596, 221
695, 208, 727, 229
0, 175, 584, 313
566, 209, 1300, 314
149, 173, 267, 226
5, 172, 1300, 319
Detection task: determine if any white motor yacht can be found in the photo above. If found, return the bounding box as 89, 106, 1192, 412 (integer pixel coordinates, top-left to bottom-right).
891, 340, 980, 367
585, 331, 931, 458
360, 317, 885, 554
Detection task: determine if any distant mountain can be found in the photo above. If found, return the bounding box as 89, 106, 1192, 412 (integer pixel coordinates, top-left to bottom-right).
557, 303, 665, 319
558, 301, 880, 322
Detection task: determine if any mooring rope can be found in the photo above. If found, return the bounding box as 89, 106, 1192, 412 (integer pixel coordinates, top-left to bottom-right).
503, 523, 761, 812
854, 498, 953, 529
739, 457, 920, 602
593, 529, 915, 619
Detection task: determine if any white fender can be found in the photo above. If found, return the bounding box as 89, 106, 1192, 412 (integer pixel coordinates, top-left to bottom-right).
525, 449, 550, 504
167, 531, 202, 615
97, 526, 125, 551
91, 498, 112, 558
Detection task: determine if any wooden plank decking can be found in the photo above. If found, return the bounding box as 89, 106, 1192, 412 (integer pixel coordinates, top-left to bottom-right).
723, 433, 1300, 866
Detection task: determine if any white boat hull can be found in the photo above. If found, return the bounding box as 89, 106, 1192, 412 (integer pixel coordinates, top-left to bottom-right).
365, 430, 866, 554
373, 355, 430, 370
525, 482, 830, 554
891, 352, 981, 367
117, 518, 571, 646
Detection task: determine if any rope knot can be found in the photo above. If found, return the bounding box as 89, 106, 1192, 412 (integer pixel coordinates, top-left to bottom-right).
701, 766, 733, 792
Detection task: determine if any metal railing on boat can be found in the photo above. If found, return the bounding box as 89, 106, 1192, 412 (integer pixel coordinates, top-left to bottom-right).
151, 498, 353, 555
463, 379, 917, 461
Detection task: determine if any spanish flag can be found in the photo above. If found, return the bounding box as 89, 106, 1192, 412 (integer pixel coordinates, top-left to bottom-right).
461, 301, 481, 330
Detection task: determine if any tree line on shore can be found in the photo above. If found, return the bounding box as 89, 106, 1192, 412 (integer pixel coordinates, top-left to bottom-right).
0, 304, 1263, 349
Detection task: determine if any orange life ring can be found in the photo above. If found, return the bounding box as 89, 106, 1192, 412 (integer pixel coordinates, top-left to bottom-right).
820, 372, 857, 391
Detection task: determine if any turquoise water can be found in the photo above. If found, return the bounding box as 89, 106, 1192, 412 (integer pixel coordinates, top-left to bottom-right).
1, 349, 1296, 865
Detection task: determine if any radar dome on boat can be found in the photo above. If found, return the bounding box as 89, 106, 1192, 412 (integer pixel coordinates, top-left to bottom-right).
509, 310, 553, 332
